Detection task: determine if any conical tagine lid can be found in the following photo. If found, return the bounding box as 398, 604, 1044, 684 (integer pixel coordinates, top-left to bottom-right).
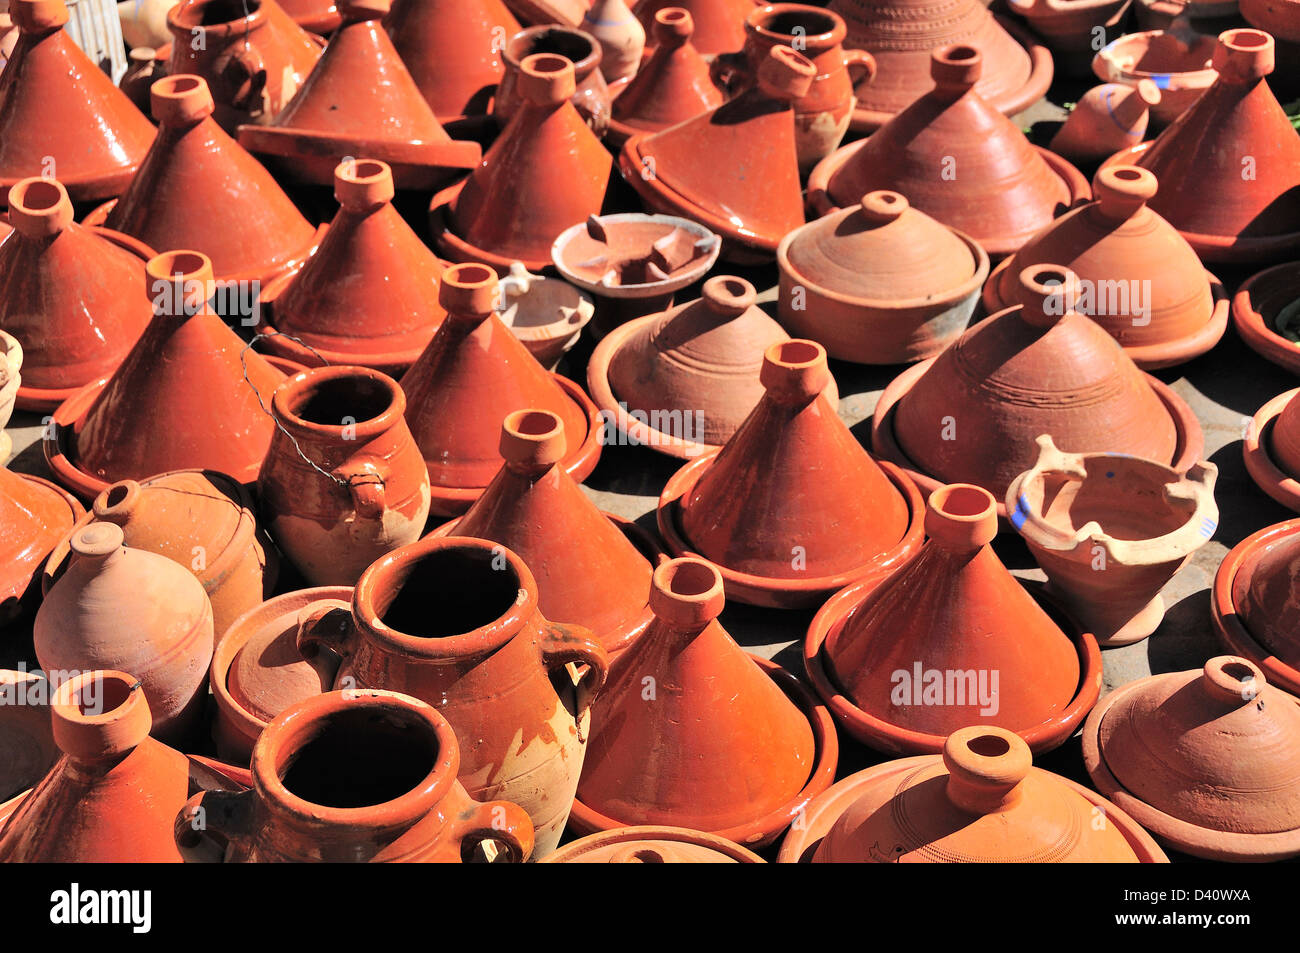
0, 468, 81, 618
634, 0, 748, 55
611, 8, 725, 137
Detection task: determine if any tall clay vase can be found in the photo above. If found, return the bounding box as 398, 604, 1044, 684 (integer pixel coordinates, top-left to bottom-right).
1049, 81, 1160, 166
176, 690, 535, 862
0, 672, 188, 862
294, 536, 610, 857
582, 0, 645, 82
259, 366, 432, 586
1007, 435, 1219, 646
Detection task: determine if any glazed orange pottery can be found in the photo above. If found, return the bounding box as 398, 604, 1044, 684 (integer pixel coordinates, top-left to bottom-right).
0, 467, 82, 626
542, 826, 766, 862
0, 0, 155, 203
1084, 656, 1300, 861
570, 557, 838, 847
1213, 519, 1300, 696
0, 670, 57, 804
1048, 81, 1161, 166
0, 672, 189, 862
1233, 261, 1300, 374
280, 0, 341, 31
294, 535, 610, 856
778, 725, 1168, 862
807, 45, 1089, 259
658, 340, 924, 609
430, 408, 658, 656
634, 0, 748, 55
399, 262, 602, 517
175, 690, 535, 862
493, 25, 613, 135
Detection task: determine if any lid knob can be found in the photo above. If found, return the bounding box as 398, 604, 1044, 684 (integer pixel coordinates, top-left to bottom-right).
1212, 28, 1274, 82
925, 484, 998, 551
943, 726, 1033, 815
858, 190, 909, 225
653, 7, 693, 45
1093, 165, 1158, 221
518, 52, 578, 106
335, 159, 395, 211
51, 671, 152, 762
1017, 264, 1082, 329
1201, 656, 1265, 706
11, 0, 69, 32
499, 409, 566, 473
649, 557, 726, 629
146, 250, 216, 318
438, 262, 499, 319
93, 480, 144, 523
7, 177, 73, 238
700, 275, 756, 317
931, 44, 982, 92
759, 339, 831, 405
151, 74, 216, 125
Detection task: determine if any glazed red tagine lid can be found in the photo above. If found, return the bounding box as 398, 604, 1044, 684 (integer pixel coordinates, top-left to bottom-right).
432, 53, 612, 274
542, 825, 766, 862
257, 159, 447, 376
982, 165, 1228, 370
0, 466, 83, 624
0, 0, 155, 203
619, 45, 816, 264
634, 0, 748, 55
1232, 262, 1300, 374
1106, 29, 1300, 263
570, 557, 838, 847
871, 265, 1204, 514
809, 45, 1089, 259
44, 250, 291, 500
657, 339, 924, 609
1083, 656, 1300, 861
805, 482, 1101, 754
430, 409, 657, 656
238, 0, 482, 189
0, 177, 155, 413
1243, 386, 1300, 514
778, 725, 1167, 862
399, 262, 602, 516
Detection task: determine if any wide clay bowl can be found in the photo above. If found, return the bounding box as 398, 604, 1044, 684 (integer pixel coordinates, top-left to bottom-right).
1243, 388, 1300, 513
1233, 261, 1300, 375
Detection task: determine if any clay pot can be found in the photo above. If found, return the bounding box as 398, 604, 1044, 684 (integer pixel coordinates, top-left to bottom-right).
807, 46, 1091, 259
776, 189, 989, 364
429, 408, 659, 656
433, 54, 611, 274
981, 165, 1229, 370
1213, 519, 1300, 697
633, 0, 748, 55
176, 690, 536, 862
1083, 656, 1300, 861
619, 45, 815, 264
1233, 261, 1300, 374
543, 826, 766, 862
582, 0, 645, 82
256, 159, 448, 376
1243, 386, 1300, 513
497, 262, 595, 369
1241, 0, 1300, 41
120, 46, 168, 115
385, 0, 520, 120
1008, 435, 1218, 646
0, 671, 190, 862
871, 264, 1204, 514
0, 177, 154, 413
588, 276, 839, 459
119, 0, 178, 48
779, 725, 1167, 862
1009, 0, 1132, 77
827, 0, 1052, 131
237, 0, 483, 189
278, 0, 341, 32
0, 0, 155, 203
805, 482, 1102, 754
571, 557, 838, 846
0, 330, 19, 462
1092, 27, 1217, 126
0, 670, 57, 804
294, 535, 611, 857
166, 0, 322, 132
494, 25, 612, 135
260, 366, 432, 586
1048, 81, 1160, 166
0, 468, 83, 625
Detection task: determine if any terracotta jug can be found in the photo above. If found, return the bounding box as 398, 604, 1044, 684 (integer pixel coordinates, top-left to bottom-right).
543, 826, 766, 862
294, 536, 611, 857
0, 0, 155, 203
0, 670, 57, 804
0, 468, 82, 626
659, 340, 924, 609
1213, 519, 1300, 696
1092, 27, 1217, 126
176, 690, 535, 862
571, 557, 838, 847
259, 365, 432, 586
0, 176, 154, 413
582, 0, 644, 82
1233, 262, 1300, 375
633, 0, 748, 54
1049, 81, 1160, 166
493, 25, 612, 134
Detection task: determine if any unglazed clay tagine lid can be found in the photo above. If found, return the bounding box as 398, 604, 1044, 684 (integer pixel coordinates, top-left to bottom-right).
0, 467, 83, 625
1213, 519, 1300, 697
1083, 656, 1300, 861
1233, 261, 1300, 375
778, 726, 1168, 862
1243, 387, 1300, 513
542, 826, 766, 863
552, 213, 720, 301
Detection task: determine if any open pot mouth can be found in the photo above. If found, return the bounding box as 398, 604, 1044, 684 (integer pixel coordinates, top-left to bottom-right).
752, 8, 839, 42
273, 366, 402, 435
172, 0, 264, 29
507, 26, 597, 69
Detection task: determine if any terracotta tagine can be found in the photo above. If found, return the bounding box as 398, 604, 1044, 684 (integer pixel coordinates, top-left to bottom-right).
493, 25, 612, 135
1048, 81, 1160, 166
0, 467, 82, 626
543, 825, 766, 862
582, 0, 645, 82
570, 557, 838, 847
588, 276, 839, 460
871, 265, 1203, 515
1233, 261, 1300, 374
0, 670, 57, 804
634, 0, 748, 55
293, 535, 611, 857
1243, 386, 1300, 513
175, 689, 536, 862
981, 165, 1229, 370
778, 725, 1168, 862
807, 45, 1090, 259
657, 341, 924, 609
167, 0, 323, 132
1008, 0, 1131, 78
0, 331, 19, 462
1092, 27, 1217, 125
0, 177, 154, 413
257, 159, 448, 376
776, 189, 989, 364
400, 262, 602, 516
34, 522, 215, 745
44, 250, 293, 500
496, 263, 595, 369
433, 54, 611, 274
1007, 435, 1218, 646
260, 365, 432, 586
1083, 656, 1300, 861
429, 408, 659, 656
238, 0, 483, 189
120, 46, 169, 116
1241, 0, 1300, 41
0, 0, 155, 203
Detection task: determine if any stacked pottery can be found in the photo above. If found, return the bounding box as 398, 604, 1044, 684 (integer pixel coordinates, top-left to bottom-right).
0, 466, 82, 624
1233, 262, 1300, 374
1048, 82, 1161, 166
581, 0, 644, 84
1243, 383, 1300, 512
1213, 520, 1300, 697
496, 263, 595, 369
493, 25, 612, 134
1092, 27, 1217, 125
633, 0, 748, 55
543, 827, 766, 863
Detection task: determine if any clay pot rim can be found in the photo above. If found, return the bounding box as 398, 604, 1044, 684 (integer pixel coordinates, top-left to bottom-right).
567, 656, 839, 848
168, 0, 270, 36
502, 24, 602, 74
0, 164, 142, 207
0, 472, 84, 604
746, 3, 846, 48
869, 352, 1206, 524
1092, 29, 1219, 89
541, 824, 767, 862
498, 267, 596, 344
775, 752, 1168, 862
551, 213, 722, 299
429, 179, 558, 276
656, 451, 926, 608
1231, 261, 1300, 375
1211, 518, 1300, 698
270, 364, 406, 441
1081, 673, 1300, 861
252, 316, 427, 379
804, 575, 1103, 754
1242, 387, 1300, 514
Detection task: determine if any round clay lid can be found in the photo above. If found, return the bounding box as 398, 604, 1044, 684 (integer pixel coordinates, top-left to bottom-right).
227, 606, 334, 723
542, 826, 764, 863
1233, 529, 1300, 668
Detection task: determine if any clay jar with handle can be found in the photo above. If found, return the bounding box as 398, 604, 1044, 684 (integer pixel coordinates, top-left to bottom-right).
493, 25, 611, 135
294, 536, 610, 857
175, 690, 535, 862
259, 366, 432, 587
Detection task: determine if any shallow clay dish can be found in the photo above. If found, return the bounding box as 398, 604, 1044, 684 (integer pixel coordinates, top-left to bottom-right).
1233, 261, 1300, 375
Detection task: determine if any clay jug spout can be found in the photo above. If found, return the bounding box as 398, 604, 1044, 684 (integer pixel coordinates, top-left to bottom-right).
334, 158, 395, 212
647, 557, 726, 632
50, 670, 151, 762
1200, 656, 1264, 707
7, 178, 73, 239
91, 480, 145, 525
1212, 28, 1274, 85
151, 73, 217, 127
758, 339, 832, 406
1015, 264, 1083, 329
942, 726, 1032, 815
930, 44, 982, 100
499, 409, 567, 475
1093, 165, 1158, 222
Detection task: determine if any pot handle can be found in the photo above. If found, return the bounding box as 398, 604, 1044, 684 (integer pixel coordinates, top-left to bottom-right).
539, 622, 609, 738
334, 459, 390, 520
174, 789, 257, 863
215, 42, 267, 112
295, 599, 356, 679
452, 799, 536, 863
844, 49, 877, 89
